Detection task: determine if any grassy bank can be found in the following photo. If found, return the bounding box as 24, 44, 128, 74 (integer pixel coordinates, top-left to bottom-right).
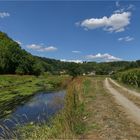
0, 74, 70, 118
13, 76, 92, 139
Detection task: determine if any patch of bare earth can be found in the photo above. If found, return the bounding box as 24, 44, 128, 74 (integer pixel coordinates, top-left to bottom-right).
83, 77, 140, 140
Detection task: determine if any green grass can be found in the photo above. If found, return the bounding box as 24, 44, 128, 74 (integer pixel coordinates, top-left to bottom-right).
0, 74, 70, 118
82, 78, 91, 95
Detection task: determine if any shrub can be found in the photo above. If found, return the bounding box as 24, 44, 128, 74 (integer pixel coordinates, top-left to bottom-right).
113, 68, 140, 87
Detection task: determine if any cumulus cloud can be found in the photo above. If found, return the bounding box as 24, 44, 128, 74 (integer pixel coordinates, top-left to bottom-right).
27, 44, 57, 52
118, 36, 134, 42
0, 12, 10, 18
78, 12, 131, 33
72, 51, 81, 53
60, 59, 83, 63
86, 53, 122, 62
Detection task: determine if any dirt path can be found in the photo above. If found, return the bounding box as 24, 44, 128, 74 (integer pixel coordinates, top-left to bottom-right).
109, 78, 140, 108
109, 78, 140, 98
84, 77, 140, 140
104, 78, 140, 125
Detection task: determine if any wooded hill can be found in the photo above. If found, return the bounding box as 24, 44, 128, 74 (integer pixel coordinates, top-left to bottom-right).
0, 31, 140, 76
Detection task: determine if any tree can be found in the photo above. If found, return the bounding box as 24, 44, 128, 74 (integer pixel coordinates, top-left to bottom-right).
32, 62, 45, 76
67, 63, 83, 78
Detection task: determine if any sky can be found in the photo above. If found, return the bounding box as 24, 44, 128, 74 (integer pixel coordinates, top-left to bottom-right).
0, 1, 140, 62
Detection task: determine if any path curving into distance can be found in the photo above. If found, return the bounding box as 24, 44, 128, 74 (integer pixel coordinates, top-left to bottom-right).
104, 78, 140, 125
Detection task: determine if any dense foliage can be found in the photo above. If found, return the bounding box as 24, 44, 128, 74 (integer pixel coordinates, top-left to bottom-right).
0, 32, 44, 75
0, 31, 140, 76
112, 68, 140, 87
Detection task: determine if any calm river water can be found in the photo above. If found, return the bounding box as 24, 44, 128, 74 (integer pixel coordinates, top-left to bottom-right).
0, 90, 65, 136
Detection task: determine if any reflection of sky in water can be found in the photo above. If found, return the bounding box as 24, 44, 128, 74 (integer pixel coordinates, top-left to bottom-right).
0, 90, 65, 135
27, 95, 49, 107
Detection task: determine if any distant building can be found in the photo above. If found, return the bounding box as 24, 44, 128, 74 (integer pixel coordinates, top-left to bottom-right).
88, 71, 96, 76
109, 71, 114, 75
83, 73, 86, 76
60, 70, 66, 75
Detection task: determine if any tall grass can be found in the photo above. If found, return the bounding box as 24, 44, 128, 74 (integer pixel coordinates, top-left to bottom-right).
64, 77, 86, 135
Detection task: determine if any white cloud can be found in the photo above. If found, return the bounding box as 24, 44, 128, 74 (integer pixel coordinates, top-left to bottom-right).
27, 44, 41, 49
60, 59, 83, 63
15, 40, 22, 45
127, 4, 135, 10
0, 12, 10, 18
79, 12, 131, 33
27, 44, 57, 52
114, 3, 135, 14
114, 8, 125, 14
86, 53, 122, 62
118, 36, 134, 42
38, 46, 57, 52
116, 1, 120, 7
72, 51, 81, 53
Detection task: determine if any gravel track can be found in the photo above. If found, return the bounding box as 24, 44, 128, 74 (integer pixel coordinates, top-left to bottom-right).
104, 78, 140, 125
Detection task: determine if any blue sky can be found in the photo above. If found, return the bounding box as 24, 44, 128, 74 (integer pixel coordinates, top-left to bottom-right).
0, 1, 140, 62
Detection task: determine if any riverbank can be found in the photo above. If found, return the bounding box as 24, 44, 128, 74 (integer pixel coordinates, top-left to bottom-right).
0, 74, 71, 118
14, 76, 90, 139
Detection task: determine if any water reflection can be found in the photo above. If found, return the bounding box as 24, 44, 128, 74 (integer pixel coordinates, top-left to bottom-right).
0, 90, 65, 135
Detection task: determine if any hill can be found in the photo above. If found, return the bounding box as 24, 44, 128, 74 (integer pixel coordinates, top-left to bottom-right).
0, 31, 140, 76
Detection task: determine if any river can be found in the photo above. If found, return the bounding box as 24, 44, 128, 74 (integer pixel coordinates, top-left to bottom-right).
0, 90, 65, 137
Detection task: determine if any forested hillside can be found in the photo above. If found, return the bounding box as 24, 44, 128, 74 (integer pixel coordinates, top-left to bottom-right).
0, 31, 140, 76
0, 32, 43, 75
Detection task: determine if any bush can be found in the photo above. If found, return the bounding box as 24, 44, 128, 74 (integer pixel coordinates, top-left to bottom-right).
32, 63, 45, 76
113, 68, 140, 87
